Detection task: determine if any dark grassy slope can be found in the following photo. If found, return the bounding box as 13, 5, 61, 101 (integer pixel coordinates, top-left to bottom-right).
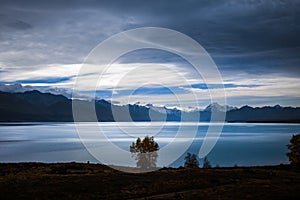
0, 162, 299, 200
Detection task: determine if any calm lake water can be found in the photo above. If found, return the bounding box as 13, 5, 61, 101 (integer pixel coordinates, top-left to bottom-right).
0, 122, 299, 167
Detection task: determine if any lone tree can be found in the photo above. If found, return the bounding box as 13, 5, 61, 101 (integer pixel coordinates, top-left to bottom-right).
287, 134, 300, 167
203, 156, 212, 168
130, 136, 159, 169
184, 153, 199, 168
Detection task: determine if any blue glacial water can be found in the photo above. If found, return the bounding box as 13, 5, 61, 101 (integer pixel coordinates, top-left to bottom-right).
0, 122, 299, 167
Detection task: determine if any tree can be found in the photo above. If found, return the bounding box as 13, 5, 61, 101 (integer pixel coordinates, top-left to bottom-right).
130, 136, 159, 169
184, 153, 199, 168
203, 156, 212, 168
287, 134, 300, 167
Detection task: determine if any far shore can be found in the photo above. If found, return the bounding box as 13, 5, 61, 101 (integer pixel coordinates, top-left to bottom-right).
1, 120, 300, 123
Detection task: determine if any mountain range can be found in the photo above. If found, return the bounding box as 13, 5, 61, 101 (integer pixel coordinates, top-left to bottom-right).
0, 90, 300, 123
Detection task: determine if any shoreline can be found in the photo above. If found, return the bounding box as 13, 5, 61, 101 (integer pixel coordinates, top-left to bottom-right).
1, 121, 300, 124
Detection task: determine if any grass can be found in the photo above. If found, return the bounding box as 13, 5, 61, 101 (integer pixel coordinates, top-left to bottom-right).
0, 162, 299, 199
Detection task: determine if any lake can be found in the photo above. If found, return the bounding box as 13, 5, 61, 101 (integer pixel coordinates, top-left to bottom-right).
0, 122, 299, 167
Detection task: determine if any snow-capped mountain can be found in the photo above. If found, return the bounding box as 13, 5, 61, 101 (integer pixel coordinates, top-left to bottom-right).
1, 84, 300, 123
0, 83, 98, 100
203, 102, 237, 112
0, 83, 35, 93
145, 104, 167, 114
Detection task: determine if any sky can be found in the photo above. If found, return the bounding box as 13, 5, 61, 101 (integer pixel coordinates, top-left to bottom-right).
0, 0, 299, 108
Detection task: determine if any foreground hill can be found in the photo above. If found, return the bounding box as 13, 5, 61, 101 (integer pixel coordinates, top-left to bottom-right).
1, 90, 300, 122
0, 162, 299, 200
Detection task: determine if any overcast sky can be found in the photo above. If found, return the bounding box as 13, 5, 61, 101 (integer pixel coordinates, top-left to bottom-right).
0, 0, 299, 108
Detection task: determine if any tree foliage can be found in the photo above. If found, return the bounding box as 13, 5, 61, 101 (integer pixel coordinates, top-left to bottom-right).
130, 136, 159, 169
287, 134, 300, 167
203, 156, 212, 168
184, 153, 199, 168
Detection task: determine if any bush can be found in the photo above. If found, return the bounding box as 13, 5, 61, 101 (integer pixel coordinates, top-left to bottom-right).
287, 134, 300, 167
184, 153, 199, 168
203, 157, 212, 168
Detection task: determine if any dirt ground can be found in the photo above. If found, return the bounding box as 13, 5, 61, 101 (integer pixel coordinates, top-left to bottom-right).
0, 162, 299, 200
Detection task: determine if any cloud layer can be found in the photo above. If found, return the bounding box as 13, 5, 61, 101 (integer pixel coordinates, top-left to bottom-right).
0, 0, 299, 107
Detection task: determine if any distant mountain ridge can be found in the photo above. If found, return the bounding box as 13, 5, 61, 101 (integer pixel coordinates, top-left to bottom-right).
0, 90, 300, 123
203, 102, 237, 112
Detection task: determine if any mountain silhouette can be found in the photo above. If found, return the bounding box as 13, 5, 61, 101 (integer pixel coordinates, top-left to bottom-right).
0, 91, 299, 122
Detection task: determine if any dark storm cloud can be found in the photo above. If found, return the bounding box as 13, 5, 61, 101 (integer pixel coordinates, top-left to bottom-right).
5, 20, 32, 30
0, 0, 299, 75
0, 0, 299, 107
